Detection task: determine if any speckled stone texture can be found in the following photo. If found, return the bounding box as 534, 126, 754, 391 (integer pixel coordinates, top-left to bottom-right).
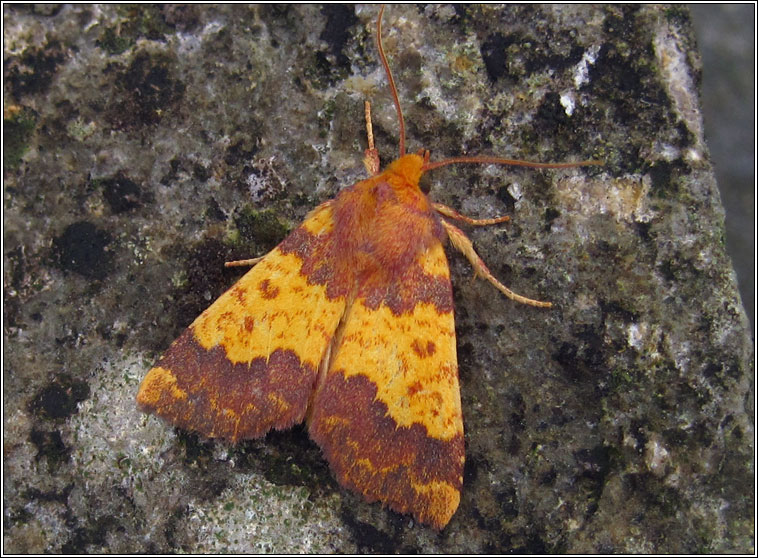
4, 4, 753, 553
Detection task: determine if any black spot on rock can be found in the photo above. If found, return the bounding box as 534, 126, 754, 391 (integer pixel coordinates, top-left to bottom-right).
224, 136, 260, 167
341, 510, 399, 554
260, 425, 334, 490
100, 174, 146, 213
497, 484, 520, 520
29, 374, 90, 420
30, 428, 70, 470
536, 91, 571, 130
320, 5, 358, 70
480, 32, 515, 82
110, 51, 185, 128
52, 221, 114, 280
61, 515, 121, 554
6, 40, 65, 98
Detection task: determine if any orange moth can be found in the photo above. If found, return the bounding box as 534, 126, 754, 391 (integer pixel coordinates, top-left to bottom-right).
137, 6, 599, 529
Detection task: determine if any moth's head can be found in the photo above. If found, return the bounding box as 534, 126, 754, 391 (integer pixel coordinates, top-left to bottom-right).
386, 153, 425, 188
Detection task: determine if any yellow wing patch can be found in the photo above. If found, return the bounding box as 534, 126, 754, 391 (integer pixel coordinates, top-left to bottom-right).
137, 203, 347, 441
191, 248, 343, 368
335, 299, 460, 440
308, 240, 465, 530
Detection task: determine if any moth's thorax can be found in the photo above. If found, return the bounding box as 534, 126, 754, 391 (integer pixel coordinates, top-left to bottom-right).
384, 153, 425, 192
332, 154, 442, 280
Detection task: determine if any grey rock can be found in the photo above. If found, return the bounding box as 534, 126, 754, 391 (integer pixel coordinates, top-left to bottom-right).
3, 4, 752, 553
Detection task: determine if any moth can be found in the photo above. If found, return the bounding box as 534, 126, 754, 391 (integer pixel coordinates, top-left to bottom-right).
137, 6, 598, 529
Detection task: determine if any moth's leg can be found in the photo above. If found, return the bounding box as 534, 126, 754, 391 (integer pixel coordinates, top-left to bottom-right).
433, 203, 510, 226
440, 218, 552, 308
363, 101, 380, 176
224, 255, 266, 268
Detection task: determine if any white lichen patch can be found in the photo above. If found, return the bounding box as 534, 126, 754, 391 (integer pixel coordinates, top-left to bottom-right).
652, 28, 704, 151
66, 117, 98, 142
507, 182, 523, 204
626, 322, 662, 362
67, 354, 346, 552
644, 434, 670, 477
553, 173, 654, 224
244, 157, 287, 202
68, 354, 176, 490
626, 323, 643, 350
343, 74, 380, 99
559, 91, 576, 116
572, 44, 600, 89
186, 475, 345, 553
4, 501, 71, 554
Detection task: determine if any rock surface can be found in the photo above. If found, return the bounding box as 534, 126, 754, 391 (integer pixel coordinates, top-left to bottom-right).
4, 4, 753, 553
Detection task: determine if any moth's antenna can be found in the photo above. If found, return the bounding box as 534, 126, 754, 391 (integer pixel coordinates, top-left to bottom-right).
377, 5, 406, 157
423, 155, 603, 172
